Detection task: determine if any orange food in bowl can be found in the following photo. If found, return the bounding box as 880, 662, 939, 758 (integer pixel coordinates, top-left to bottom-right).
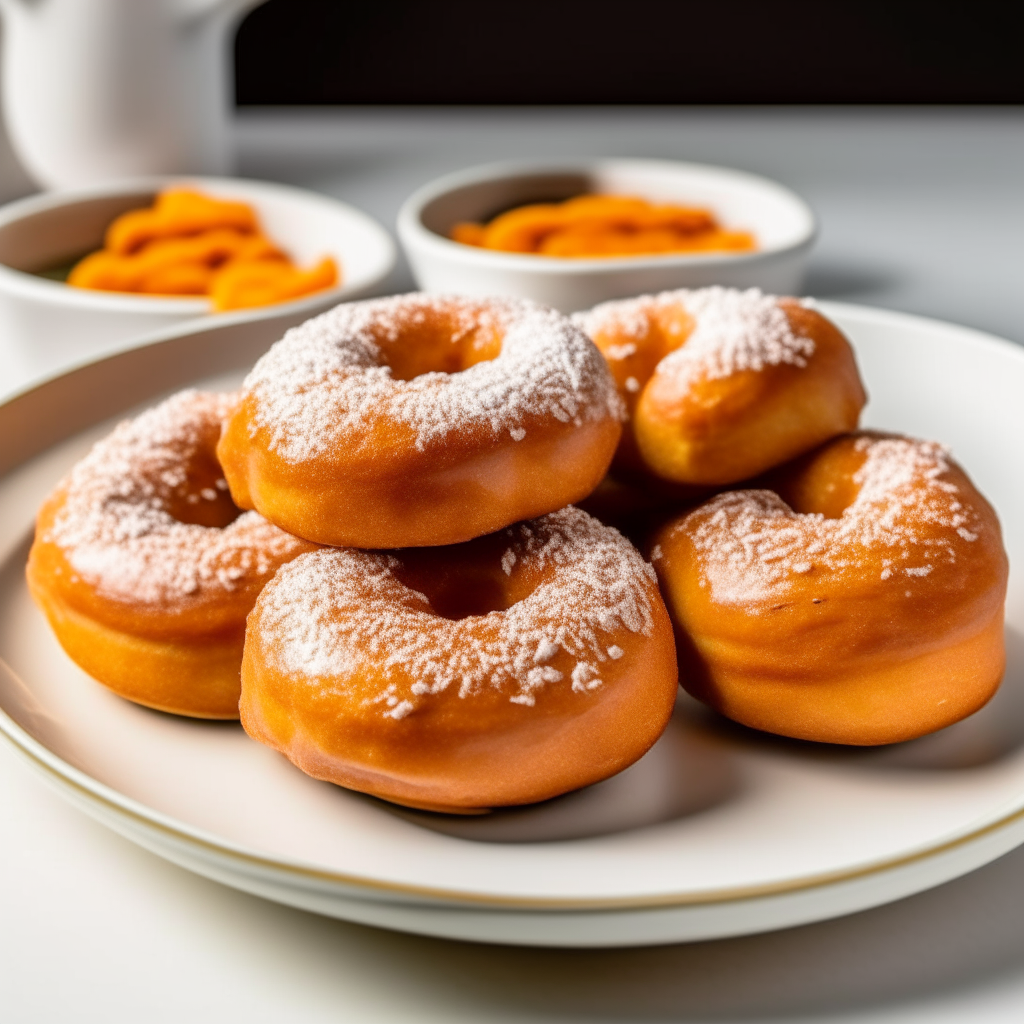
210, 256, 338, 312
67, 188, 339, 311
450, 195, 756, 258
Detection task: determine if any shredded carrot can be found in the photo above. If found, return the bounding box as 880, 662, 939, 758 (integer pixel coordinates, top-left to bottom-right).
450, 195, 756, 258
449, 222, 487, 246
105, 189, 260, 255
68, 187, 340, 310
210, 257, 338, 312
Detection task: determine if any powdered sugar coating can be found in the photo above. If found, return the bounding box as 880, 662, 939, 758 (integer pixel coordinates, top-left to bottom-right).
252, 507, 659, 715
574, 286, 815, 387
45, 390, 310, 606
241, 294, 623, 461
660, 435, 985, 609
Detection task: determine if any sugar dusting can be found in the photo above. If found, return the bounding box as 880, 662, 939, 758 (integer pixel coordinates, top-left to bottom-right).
46, 390, 310, 605
661, 435, 984, 609
253, 507, 658, 715
574, 286, 815, 386
241, 294, 622, 462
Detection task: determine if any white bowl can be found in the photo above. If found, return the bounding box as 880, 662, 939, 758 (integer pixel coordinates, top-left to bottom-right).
0, 175, 396, 365
397, 159, 817, 313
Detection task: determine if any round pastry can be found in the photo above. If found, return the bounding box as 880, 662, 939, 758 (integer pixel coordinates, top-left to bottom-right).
26, 390, 317, 718
651, 431, 1008, 745
573, 287, 867, 486
240, 506, 678, 811
217, 294, 623, 548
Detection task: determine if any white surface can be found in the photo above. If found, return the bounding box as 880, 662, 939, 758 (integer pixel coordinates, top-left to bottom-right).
0, 174, 395, 387
10, 741, 1024, 1024
3, 106, 1024, 1017
397, 159, 814, 311
2, 303, 1024, 950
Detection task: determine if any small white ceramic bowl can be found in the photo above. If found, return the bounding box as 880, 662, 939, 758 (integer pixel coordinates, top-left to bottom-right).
0, 175, 395, 364
398, 159, 816, 312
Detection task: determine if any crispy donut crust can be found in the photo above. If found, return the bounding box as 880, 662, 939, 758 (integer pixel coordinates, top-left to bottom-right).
26, 390, 316, 718
240, 508, 678, 811
217, 295, 623, 548
575, 288, 867, 486
651, 432, 1008, 745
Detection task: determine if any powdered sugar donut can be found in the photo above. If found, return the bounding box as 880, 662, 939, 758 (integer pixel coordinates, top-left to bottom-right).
27, 390, 317, 718
651, 432, 1008, 745
241, 506, 678, 811
218, 294, 623, 548
574, 287, 866, 486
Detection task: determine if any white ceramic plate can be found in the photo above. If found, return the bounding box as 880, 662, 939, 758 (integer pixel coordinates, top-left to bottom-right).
0, 302, 1022, 949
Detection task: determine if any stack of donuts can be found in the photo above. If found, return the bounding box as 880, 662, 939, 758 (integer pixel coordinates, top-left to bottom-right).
26, 286, 1009, 813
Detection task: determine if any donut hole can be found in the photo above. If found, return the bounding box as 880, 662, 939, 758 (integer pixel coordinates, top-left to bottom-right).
162, 450, 243, 529
593, 304, 693, 391
648, 305, 695, 356
370, 306, 503, 381
420, 573, 513, 620
767, 436, 869, 520
394, 540, 525, 620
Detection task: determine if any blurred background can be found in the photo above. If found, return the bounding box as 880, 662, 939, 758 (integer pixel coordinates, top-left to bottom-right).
235, 1, 1024, 106
3, 0, 1021, 206
0, 0, 1021, 376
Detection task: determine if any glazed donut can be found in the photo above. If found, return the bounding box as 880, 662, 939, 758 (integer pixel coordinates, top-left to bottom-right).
217, 294, 623, 548
651, 431, 1008, 745
240, 506, 678, 811
27, 390, 316, 718
573, 287, 867, 486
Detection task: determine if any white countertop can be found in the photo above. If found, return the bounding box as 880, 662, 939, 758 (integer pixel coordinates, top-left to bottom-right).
3, 107, 1024, 1022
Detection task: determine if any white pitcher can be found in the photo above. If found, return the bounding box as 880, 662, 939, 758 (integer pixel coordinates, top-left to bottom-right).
0, 0, 262, 188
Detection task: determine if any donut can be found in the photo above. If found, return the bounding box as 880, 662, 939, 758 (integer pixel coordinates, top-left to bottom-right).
217, 294, 623, 548
240, 507, 678, 811
573, 287, 867, 486
651, 431, 1008, 745
26, 390, 316, 718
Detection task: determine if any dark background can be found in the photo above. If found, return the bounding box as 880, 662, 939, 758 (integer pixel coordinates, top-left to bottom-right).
235, 1, 1024, 106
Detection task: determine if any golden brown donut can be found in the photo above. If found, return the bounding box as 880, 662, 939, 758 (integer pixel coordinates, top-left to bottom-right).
651, 431, 1008, 745
240, 507, 678, 811
217, 294, 623, 548
573, 287, 867, 486
26, 390, 316, 718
